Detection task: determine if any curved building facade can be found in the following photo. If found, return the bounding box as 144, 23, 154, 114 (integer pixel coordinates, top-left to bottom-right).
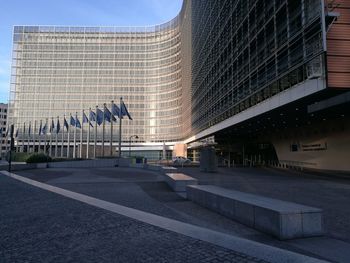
9, 0, 191, 152
8, 0, 350, 170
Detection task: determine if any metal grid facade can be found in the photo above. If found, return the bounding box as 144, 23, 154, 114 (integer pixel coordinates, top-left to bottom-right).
191, 0, 326, 135
9, 0, 191, 144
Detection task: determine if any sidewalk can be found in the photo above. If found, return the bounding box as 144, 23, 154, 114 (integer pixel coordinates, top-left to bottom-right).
0, 171, 325, 263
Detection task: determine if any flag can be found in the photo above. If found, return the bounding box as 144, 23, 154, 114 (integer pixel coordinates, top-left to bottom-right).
70, 115, 76, 126
84, 111, 93, 127
121, 101, 133, 120
50, 119, 55, 133
104, 106, 116, 122
83, 112, 89, 123
15, 128, 19, 138
112, 103, 120, 118
96, 108, 103, 126
56, 119, 61, 134
64, 117, 69, 131
28, 123, 31, 135
75, 116, 81, 128
89, 110, 96, 122
5, 126, 8, 137
42, 123, 47, 135
38, 121, 42, 135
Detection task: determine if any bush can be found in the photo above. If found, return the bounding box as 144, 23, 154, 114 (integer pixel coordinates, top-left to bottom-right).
26, 153, 52, 163
6, 152, 31, 162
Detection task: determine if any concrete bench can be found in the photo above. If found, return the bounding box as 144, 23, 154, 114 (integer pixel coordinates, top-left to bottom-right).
161, 166, 177, 174
187, 185, 323, 240
165, 173, 198, 192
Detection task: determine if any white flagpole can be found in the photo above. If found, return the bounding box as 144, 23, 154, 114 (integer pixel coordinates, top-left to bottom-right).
44, 118, 48, 154
102, 103, 106, 157
22, 122, 25, 152
55, 116, 58, 158
61, 115, 65, 158
87, 108, 91, 159
80, 110, 84, 158
118, 97, 122, 158
67, 114, 71, 158
27, 121, 30, 153
38, 120, 42, 153
49, 118, 53, 156
73, 112, 77, 159
110, 101, 113, 156
94, 106, 98, 158
33, 120, 37, 153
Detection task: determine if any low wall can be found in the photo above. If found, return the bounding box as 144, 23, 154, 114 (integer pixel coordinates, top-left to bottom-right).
47, 158, 133, 168
0, 163, 46, 171
187, 185, 323, 240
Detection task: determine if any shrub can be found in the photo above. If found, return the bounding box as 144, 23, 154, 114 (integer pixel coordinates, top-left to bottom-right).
26, 153, 52, 163
6, 152, 31, 162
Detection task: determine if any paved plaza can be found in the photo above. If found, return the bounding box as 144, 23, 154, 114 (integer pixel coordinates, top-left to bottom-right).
0, 173, 268, 263
1, 166, 350, 262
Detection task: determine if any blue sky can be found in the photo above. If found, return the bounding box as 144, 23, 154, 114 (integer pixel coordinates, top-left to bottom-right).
0, 0, 183, 103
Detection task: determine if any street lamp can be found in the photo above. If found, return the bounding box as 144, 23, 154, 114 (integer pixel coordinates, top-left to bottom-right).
129, 135, 138, 157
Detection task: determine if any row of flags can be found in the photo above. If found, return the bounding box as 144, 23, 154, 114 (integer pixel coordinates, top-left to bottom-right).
11, 100, 132, 137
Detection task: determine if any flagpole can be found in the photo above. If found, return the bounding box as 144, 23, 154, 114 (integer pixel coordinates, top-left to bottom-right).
102, 103, 106, 157
61, 115, 65, 158
27, 121, 30, 153
110, 101, 113, 156
49, 117, 53, 156
80, 110, 83, 158
33, 120, 37, 153
87, 108, 91, 159
22, 122, 25, 152
94, 106, 98, 158
67, 114, 71, 158
119, 97, 122, 158
39, 120, 42, 153
73, 112, 77, 159
55, 116, 58, 157
44, 118, 48, 154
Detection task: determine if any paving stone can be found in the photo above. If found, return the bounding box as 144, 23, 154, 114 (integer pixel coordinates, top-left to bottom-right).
0, 175, 268, 263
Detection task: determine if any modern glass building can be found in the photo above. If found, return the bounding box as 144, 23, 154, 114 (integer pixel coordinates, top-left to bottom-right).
8, 0, 191, 158
8, 0, 350, 170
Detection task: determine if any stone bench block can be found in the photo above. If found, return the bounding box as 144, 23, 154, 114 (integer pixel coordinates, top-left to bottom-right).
187, 185, 323, 240
165, 173, 198, 192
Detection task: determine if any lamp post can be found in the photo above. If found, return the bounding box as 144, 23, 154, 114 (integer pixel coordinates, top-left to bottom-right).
129, 135, 138, 157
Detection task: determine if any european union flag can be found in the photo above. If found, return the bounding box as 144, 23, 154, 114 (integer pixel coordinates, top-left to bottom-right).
56, 119, 61, 134
104, 106, 116, 122
50, 119, 55, 133
70, 115, 76, 127
64, 117, 69, 131
38, 121, 42, 135
96, 108, 103, 126
75, 116, 81, 128
42, 123, 47, 135
83, 112, 89, 123
112, 103, 120, 118
121, 101, 133, 120
89, 110, 96, 122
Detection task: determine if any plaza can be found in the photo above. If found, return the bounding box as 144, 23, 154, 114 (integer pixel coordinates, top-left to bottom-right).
1, 165, 350, 262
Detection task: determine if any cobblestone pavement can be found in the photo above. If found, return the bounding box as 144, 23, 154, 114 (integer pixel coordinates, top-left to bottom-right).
0, 175, 268, 263
14, 167, 349, 262
16, 168, 262, 240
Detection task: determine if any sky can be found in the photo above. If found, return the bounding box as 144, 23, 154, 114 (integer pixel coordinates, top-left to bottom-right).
0, 0, 183, 103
